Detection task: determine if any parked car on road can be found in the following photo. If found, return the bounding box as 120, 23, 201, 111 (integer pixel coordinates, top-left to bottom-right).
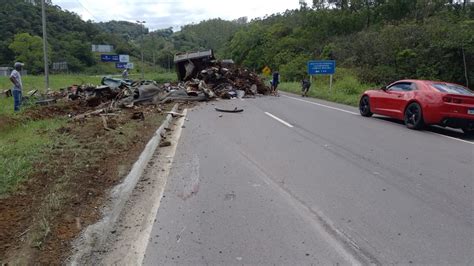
359, 80, 474, 135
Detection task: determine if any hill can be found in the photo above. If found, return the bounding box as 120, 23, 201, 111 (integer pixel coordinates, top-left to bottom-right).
226, 0, 474, 87
0, 0, 135, 74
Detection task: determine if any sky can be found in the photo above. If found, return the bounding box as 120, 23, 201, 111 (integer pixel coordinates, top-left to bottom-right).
52, 0, 309, 31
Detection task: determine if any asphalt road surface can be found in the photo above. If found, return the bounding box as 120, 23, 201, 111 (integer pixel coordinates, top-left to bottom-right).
143, 93, 473, 265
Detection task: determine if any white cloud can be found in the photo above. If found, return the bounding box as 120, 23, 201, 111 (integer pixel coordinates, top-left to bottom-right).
52, 0, 308, 30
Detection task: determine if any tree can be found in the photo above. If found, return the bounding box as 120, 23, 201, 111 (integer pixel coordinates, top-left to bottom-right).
8, 33, 46, 74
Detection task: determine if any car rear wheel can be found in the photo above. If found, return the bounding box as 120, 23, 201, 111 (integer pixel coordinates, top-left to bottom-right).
461, 127, 474, 136
404, 102, 424, 130
359, 95, 373, 117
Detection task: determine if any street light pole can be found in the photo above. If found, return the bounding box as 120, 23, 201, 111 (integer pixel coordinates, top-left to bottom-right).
41, 0, 49, 89
137, 20, 146, 80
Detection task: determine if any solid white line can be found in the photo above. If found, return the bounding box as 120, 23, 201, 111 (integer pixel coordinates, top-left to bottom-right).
428, 132, 474, 145
282, 95, 359, 115
265, 112, 294, 128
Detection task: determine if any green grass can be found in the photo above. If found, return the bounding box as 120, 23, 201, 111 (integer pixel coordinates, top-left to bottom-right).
0, 118, 67, 196
0, 74, 103, 91
279, 68, 376, 106
0, 71, 177, 194
0, 72, 178, 92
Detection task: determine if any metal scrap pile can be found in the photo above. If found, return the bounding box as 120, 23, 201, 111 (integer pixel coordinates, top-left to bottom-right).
173, 50, 270, 99
40, 61, 269, 120
194, 64, 270, 99
65, 77, 184, 107
158, 65, 271, 103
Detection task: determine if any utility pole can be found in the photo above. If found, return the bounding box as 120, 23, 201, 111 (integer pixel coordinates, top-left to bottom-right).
137, 20, 146, 80
41, 0, 49, 89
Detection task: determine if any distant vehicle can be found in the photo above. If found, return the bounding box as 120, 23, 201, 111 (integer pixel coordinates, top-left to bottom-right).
359, 80, 474, 135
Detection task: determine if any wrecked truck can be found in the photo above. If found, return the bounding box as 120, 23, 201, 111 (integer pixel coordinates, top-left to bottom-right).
174, 50, 215, 81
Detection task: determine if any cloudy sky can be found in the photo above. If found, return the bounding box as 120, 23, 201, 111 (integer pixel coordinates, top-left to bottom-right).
52, 0, 309, 31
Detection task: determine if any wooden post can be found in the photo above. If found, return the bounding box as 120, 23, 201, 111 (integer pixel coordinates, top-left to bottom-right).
329, 75, 333, 91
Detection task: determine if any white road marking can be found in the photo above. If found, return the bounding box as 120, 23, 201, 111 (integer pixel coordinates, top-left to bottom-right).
282, 95, 359, 115
283, 94, 474, 145
265, 112, 294, 128
428, 132, 474, 145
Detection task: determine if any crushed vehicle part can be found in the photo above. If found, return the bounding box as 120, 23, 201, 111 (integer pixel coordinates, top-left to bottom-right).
101, 77, 132, 89
215, 107, 244, 113
35, 99, 57, 106
174, 50, 215, 81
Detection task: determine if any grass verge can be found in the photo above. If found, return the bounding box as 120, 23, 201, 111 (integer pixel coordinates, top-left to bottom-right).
0, 103, 171, 264
0, 117, 67, 196
0, 72, 178, 92
279, 68, 376, 107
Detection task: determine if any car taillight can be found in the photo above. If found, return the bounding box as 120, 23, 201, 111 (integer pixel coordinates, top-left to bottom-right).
443, 96, 452, 102
443, 96, 463, 104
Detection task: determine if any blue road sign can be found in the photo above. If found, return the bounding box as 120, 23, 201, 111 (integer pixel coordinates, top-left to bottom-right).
115, 63, 134, 69
308, 60, 336, 75
101, 54, 120, 62
115, 62, 130, 69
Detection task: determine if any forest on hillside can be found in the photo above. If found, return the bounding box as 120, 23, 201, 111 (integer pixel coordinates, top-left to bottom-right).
0, 0, 472, 88
225, 0, 473, 87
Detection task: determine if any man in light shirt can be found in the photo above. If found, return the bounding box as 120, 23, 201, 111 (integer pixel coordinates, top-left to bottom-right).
9, 62, 24, 112
122, 68, 129, 79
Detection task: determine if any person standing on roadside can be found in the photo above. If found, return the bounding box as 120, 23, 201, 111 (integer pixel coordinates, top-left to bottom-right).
272, 70, 280, 96
301, 77, 311, 97
122, 68, 130, 79
9, 62, 24, 112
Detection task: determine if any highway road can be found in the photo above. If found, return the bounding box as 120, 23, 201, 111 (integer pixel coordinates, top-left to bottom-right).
142, 93, 473, 265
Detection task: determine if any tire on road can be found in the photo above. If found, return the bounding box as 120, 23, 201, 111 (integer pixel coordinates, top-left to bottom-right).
404, 102, 424, 130
359, 95, 373, 117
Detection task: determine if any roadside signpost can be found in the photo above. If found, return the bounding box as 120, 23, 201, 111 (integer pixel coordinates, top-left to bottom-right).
119, 55, 130, 63
101, 54, 120, 62
101, 54, 133, 70
115, 63, 134, 69
307, 60, 336, 90
262, 66, 271, 76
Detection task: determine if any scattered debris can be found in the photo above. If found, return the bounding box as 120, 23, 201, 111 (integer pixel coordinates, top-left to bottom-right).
166, 111, 185, 117
1, 89, 12, 98
215, 107, 244, 113
159, 141, 172, 148
35, 99, 57, 106
131, 112, 145, 120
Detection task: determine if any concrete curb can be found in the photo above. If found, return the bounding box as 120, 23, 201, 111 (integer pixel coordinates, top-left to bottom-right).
69, 103, 180, 265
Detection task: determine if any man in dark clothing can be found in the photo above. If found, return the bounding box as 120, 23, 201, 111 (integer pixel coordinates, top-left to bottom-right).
301, 77, 311, 97
272, 71, 280, 96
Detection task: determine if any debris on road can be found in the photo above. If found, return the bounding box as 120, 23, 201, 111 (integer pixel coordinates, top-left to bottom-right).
174, 50, 270, 97
215, 107, 244, 113
159, 141, 172, 148
166, 111, 185, 117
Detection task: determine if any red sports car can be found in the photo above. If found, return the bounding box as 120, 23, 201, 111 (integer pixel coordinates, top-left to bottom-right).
359, 80, 474, 135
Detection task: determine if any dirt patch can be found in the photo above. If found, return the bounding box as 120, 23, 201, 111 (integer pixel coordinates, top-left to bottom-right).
22, 101, 89, 121
0, 115, 18, 132
0, 103, 173, 264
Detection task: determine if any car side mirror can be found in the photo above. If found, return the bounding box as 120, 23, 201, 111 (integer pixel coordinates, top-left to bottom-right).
381, 86, 387, 91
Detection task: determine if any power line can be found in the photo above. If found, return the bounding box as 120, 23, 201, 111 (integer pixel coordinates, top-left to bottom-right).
74, 0, 101, 21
